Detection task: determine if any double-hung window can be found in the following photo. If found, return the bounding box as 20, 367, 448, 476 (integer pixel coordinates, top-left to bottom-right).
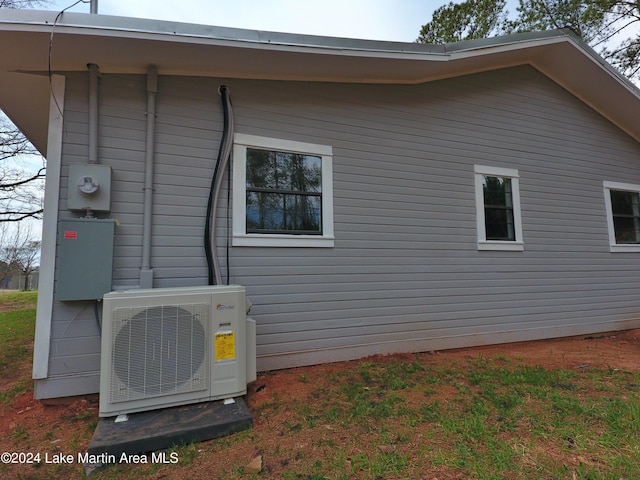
603, 181, 640, 252
232, 133, 334, 247
474, 165, 524, 251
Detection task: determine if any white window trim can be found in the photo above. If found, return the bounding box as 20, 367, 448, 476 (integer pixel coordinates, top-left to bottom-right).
232, 133, 334, 247
474, 165, 524, 251
603, 180, 640, 252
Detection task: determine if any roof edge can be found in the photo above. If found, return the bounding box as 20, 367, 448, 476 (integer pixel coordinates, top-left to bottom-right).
1, 9, 640, 147
0, 8, 448, 55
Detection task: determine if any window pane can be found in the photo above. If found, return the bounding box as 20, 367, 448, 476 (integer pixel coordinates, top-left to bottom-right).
246, 148, 321, 193
245, 146, 323, 235
246, 192, 321, 234
610, 190, 640, 244
485, 207, 515, 241
275, 152, 321, 193
613, 217, 640, 243
246, 192, 285, 231
483, 176, 515, 241
611, 190, 639, 216
245, 149, 272, 189
483, 176, 512, 207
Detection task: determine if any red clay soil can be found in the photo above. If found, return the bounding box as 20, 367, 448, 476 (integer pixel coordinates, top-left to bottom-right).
1, 329, 640, 479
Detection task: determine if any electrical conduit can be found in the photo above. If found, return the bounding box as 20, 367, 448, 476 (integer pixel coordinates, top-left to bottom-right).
140, 66, 158, 289
88, 63, 99, 164
205, 86, 234, 285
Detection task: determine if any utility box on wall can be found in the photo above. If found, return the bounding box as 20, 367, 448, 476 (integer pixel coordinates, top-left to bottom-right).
56, 218, 116, 301
67, 164, 112, 213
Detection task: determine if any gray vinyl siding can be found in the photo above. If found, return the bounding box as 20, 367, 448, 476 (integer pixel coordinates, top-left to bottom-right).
36, 65, 640, 398
227, 68, 640, 368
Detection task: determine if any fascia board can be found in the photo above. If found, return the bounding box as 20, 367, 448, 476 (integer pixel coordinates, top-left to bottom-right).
2, 10, 640, 143
529, 37, 640, 144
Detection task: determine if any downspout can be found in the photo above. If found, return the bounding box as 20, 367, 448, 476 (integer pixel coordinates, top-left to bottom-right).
140, 66, 158, 289
88, 63, 99, 164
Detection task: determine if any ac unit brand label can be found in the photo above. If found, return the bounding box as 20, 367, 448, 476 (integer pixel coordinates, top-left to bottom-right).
215, 331, 235, 361
216, 303, 236, 311
63, 231, 78, 239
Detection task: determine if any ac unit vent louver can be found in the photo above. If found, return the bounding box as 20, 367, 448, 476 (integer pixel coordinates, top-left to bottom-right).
110, 304, 208, 403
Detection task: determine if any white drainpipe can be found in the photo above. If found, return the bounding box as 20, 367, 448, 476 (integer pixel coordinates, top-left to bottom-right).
140, 66, 158, 289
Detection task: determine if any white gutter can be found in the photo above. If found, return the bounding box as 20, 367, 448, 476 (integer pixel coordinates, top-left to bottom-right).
140, 65, 157, 289
32, 74, 65, 380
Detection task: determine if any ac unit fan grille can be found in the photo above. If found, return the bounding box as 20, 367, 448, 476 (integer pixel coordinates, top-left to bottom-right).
110, 303, 209, 403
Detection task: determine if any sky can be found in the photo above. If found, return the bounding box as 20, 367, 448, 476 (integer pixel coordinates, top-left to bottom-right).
46, 0, 444, 43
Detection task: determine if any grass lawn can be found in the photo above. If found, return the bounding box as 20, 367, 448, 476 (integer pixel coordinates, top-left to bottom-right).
1, 290, 640, 479
0, 290, 37, 404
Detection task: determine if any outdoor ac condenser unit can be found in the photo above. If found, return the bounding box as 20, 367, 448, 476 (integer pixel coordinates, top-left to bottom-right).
99, 285, 256, 417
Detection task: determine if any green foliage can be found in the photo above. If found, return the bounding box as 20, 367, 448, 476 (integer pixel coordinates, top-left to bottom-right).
511, 0, 614, 41
418, 0, 640, 80
418, 0, 508, 43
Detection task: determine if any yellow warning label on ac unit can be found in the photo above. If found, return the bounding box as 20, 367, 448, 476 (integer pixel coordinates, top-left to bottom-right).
215, 331, 235, 361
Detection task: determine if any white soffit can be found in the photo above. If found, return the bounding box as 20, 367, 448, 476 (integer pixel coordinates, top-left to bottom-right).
1, 9, 640, 155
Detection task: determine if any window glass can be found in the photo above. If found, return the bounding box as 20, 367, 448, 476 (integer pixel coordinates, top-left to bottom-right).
483, 176, 515, 241
246, 149, 321, 192
610, 190, 640, 244
246, 148, 322, 235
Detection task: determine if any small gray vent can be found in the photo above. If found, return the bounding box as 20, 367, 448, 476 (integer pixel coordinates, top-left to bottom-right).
110, 303, 209, 403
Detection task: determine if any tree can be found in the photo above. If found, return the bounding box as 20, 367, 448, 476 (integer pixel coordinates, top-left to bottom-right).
0, 0, 47, 8
0, 222, 40, 290
0, 113, 45, 222
418, 1, 640, 81
0, 0, 49, 222
418, 0, 509, 43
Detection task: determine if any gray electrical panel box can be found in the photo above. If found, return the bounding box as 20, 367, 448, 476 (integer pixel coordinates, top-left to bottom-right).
56, 218, 116, 301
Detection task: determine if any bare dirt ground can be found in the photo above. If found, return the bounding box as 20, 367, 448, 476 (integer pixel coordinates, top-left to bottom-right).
2, 329, 640, 479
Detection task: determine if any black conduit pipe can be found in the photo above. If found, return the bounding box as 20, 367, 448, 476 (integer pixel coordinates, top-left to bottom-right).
205, 85, 233, 285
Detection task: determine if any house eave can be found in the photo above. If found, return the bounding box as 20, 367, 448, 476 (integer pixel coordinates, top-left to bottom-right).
0, 11, 594, 80
1, 9, 640, 156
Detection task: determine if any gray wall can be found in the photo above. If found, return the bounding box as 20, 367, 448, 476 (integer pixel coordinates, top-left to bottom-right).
35, 65, 640, 398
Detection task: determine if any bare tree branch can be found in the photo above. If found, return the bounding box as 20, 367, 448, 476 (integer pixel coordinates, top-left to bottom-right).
419, 1, 640, 82
0, 1, 52, 223
0, 0, 48, 8
0, 113, 46, 223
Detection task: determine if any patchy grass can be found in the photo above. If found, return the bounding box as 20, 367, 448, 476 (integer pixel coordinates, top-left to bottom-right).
0, 291, 36, 380
1, 293, 640, 479
0, 289, 38, 310
87, 353, 640, 480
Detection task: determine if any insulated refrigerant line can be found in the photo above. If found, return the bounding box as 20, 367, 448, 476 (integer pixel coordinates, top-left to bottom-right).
205, 85, 234, 285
